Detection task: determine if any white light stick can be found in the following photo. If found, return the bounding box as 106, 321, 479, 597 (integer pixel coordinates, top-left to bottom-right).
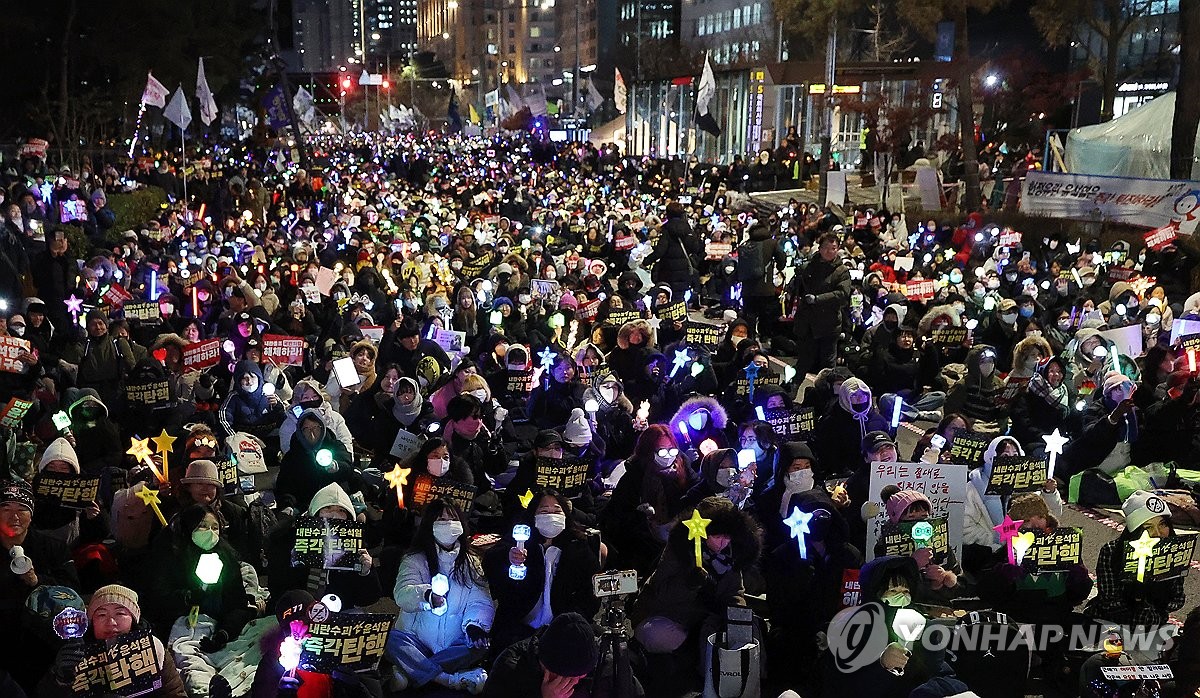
509, 525, 531, 580
755, 405, 766, 420
430, 574, 450, 616
891, 397, 903, 429
783, 507, 814, 559
669, 349, 691, 378
636, 400, 649, 422
584, 398, 599, 414
691, 361, 705, 378
1042, 428, 1069, 480
677, 420, 692, 445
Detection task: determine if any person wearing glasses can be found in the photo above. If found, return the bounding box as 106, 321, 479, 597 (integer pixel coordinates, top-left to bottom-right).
600, 425, 696, 577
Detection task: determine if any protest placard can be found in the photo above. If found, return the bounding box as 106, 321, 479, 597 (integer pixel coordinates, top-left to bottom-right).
995, 375, 1031, 410
292, 516, 364, 571
734, 372, 781, 397
705, 242, 733, 260
1144, 225, 1178, 251
0, 397, 33, 429
534, 456, 591, 496
71, 626, 162, 697
655, 300, 687, 322
867, 462, 967, 561
124, 380, 172, 408
215, 458, 239, 494
33, 473, 101, 508
360, 325, 385, 343
684, 322, 724, 351
1021, 527, 1083, 572
839, 569, 861, 610
300, 612, 393, 674
931, 327, 969, 347
986, 455, 1048, 497
389, 429, 422, 461
946, 431, 990, 468
879, 517, 950, 559
461, 254, 493, 278
0, 336, 31, 373
1122, 534, 1197, 583
183, 339, 221, 370
580, 364, 612, 388
433, 329, 466, 354
263, 334, 306, 366
997, 230, 1022, 247
613, 234, 637, 251
530, 279, 560, 299
101, 283, 133, 309
410, 474, 477, 514
506, 368, 535, 395
576, 299, 601, 321
1099, 324, 1144, 359
763, 406, 815, 441
904, 280, 936, 301
122, 302, 160, 322
604, 309, 642, 327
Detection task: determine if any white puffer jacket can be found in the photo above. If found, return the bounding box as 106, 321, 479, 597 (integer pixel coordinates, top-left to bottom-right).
393, 546, 495, 654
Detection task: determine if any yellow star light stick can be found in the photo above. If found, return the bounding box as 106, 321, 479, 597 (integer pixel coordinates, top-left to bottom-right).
384, 465, 411, 509
135, 486, 168, 527
683, 508, 712, 569
128, 437, 166, 484
152, 429, 178, 482
1013, 531, 1035, 566
1129, 530, 1159, 583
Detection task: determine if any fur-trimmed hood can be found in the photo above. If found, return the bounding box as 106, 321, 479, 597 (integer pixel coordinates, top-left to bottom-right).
583, 376, 633, 413
917, 303, 962, 337
666, 495, 762, 572
669, 394, 729, 435
616, 319, 656, 350
1012, 336, 1051, 371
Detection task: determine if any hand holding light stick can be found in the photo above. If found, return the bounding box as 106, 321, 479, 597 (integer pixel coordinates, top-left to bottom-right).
509, 525, 531, 580
683, 509, 711, 569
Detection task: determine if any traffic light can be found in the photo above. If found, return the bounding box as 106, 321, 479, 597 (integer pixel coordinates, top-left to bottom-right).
341, 77, 352, 90
381, 79, 390, 89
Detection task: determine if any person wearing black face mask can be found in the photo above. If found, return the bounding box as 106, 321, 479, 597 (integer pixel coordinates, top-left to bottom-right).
278, 379, 354, 456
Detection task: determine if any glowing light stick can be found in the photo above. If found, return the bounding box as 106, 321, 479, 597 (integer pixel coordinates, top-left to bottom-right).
691, 361, 704, 378
1041, 428, 1069, 480
565, 320, 578, 350
676, 421, 691, 446
1128, 530, 1159, 583
1013, 531, 1035, 566
384, 465, 411, 508
683, 509, 712, 569
636, 400, 649, 422
784, 507, 814, 559
315, 448, 335, 470
744, 362, 761, 402
509, 525, 531, 580
784, 365, 796, 383
430, 574, 450, 616
65, 295, 83, 323
755, 405, 766, 420
911, 521, 933, 549
699, 439, 718, 455
537, 347, 558, 369
151, 429, 177, 483
135, 486, 168, 527
149, 270, 158, 301
994, 515, 1024, 565
891, 397, 903, 429
669, 349, 691, 379
1189, 350, 1197, 374
195, 552, 223, 585
584, 398, 599, 414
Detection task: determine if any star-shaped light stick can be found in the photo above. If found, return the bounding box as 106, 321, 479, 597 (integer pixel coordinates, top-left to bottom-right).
65, 295, 83, 322
152, 429, 177, 482
744, 362, 761, 402
518, 488, 535, 509
127, 437, 166, 484
383, 465, 411, 509
1128, 530, 1159, 583
1042, 428, 1069, 480
537, 347, 558, 370
1013, 531, 1036, 566
135, 486, 168, 527
683, 508, 712, 569
784, 507, 814, 559
994, 515, 1025, 565
669, 348, 691, 379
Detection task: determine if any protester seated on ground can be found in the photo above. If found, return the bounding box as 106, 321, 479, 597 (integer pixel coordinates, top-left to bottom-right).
274, 408, 359, 510
30, 437, 103, 549
1086, 490, 1185, 627
385, 498, 493, 695
141, 504, 256, 646
483, 489, 602, 654
630, 496, 761, 661
174, 459, 251, 561
41, 585, 186, 698
875, 489, 962, 602
279, 377, 354, 455
484, 611, 610, 698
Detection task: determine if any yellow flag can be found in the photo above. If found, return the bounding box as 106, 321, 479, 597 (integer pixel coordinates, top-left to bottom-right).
468, 103, 481, 125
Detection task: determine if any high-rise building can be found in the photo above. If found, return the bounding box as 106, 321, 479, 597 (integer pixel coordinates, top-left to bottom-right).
681, 0, 775, 67
451, 0, 558, 96
555, 0, 619, 110
1071, 0, 1179, 121
615, 0, 680, 53
292, 0, 417, 72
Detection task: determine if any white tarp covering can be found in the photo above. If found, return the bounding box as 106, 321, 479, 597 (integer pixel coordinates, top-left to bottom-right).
1065, 92, 1200, 180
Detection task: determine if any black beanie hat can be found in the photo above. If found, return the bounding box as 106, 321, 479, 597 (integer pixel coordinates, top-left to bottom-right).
538, 612, 599, 677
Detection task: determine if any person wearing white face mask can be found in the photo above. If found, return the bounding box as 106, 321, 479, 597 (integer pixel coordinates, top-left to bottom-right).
753, 441, 834, 549
387, 500, 494, 695
944, 345, 1004, 427
483, 490, 601, 653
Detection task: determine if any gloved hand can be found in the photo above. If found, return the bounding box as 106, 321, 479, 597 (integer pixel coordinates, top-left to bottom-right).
53, 642, 86, 684
199, 629, 230, 653
465, 623, 490, 650
277, 674, 304, 697
803, 294, 817, 306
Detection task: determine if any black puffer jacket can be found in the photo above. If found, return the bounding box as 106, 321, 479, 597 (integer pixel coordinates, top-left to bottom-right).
645, 214, 702, 289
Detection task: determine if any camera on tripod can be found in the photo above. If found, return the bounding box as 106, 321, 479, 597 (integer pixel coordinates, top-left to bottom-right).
592, 570, 637, 598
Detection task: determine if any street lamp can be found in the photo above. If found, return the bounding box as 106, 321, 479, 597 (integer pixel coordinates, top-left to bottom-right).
985, 74, 999, 88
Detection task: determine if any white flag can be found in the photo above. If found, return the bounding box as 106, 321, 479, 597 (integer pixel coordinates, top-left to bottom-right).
504, 83, 526, 114
697, 54, 716, 117
196, 58, 218, 126
163, 86, 192, 130
142, 72, 169, 108
293, 86, 315, 119
586, 78, 604, 111
614, 68, 627, 114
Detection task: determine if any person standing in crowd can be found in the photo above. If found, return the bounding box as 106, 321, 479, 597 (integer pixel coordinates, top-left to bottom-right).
791, 232, 850, 376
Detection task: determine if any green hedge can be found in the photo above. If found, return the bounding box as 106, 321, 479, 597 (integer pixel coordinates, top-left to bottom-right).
106, 186, 168, 243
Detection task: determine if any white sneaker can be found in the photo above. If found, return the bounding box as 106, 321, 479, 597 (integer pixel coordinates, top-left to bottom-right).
452, 668, 488, 695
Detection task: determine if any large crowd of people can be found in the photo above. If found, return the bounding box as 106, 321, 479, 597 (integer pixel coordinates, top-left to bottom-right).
0, 132, 1199, 698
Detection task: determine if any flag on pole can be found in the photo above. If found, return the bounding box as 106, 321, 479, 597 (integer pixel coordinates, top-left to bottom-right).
468, 103, 482, 125
525, 85, 548, 117
293, 85, 316, 122
163, 87, 192, 130
694, 54, 721, 136
448, 89, 463, 133
504, 84, 525, 115
614, 68, 627, 114
142, 72, 170, 108
196, 58, 219, 126
586, 78, 604, 110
